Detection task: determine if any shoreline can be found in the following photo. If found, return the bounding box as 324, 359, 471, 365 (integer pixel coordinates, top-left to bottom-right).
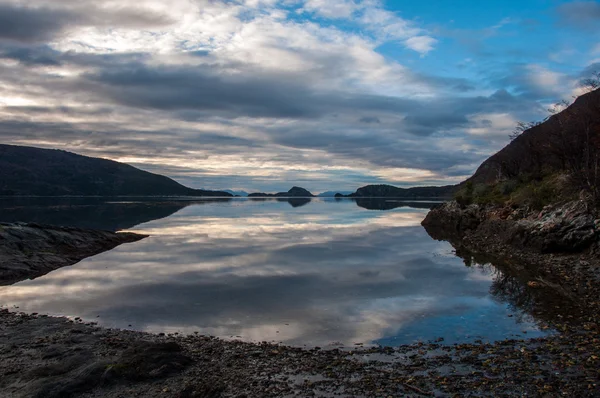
2, 308, 599, 397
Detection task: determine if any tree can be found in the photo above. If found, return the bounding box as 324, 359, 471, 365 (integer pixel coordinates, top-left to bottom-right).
581, 71, 600, 92
509, 121, 541, 141
508, 72, 600, 202
550, 91, 600, 202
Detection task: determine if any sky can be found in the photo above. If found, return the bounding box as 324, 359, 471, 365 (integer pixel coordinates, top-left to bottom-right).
0, 0, 598, 193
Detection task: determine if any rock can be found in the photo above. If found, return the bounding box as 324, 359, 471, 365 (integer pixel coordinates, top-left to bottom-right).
422, 201, 482, 241
423, 200, 598, 254
111, 342, 193, 381
0, 222, 147, 285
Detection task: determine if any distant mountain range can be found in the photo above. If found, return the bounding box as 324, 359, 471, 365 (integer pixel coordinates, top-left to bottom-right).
224, 190, 249, 197
0, 144, 232, 197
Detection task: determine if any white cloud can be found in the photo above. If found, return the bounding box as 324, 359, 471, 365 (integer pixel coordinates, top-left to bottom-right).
526, 64, 563, 89
302, 0, 359, 19
467, 113, 518, 138
404, 36, 437, 54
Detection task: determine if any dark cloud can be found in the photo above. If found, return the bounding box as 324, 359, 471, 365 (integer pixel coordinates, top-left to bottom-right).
83, 64, 326, 118
0, 4, 75, 43
0, 44, 62, 66
557, 1, 600, 30
359, 116, 381, 124
579, 62, 600, 80
0, 3, 174, 44
402, 113, 469, 136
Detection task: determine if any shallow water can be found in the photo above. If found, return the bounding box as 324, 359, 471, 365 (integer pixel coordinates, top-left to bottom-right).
0, 197, 552, 346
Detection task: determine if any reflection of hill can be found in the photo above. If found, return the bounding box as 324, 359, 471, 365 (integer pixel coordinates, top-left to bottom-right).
354, 198, 439, 211
280, 198, 311, 208
0, 198, 231, 231
248, 197, 312, 208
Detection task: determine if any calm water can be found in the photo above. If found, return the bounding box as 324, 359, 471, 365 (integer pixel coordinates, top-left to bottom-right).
0, 198, 552, 346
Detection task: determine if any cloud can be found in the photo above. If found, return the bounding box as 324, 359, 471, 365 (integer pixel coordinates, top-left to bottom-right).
0, 0, 591, 191
0, 44, 62, 66
0, 2, 175, 44
302, 0, 359, 19
466, 113, 518, 138
0, 4, 75, 43
359, 116, 380, 124
404, 36, 437, 54
557, 1, 600, 30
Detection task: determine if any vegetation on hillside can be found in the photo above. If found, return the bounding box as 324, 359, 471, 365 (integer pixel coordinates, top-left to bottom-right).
455, 173, 574, 210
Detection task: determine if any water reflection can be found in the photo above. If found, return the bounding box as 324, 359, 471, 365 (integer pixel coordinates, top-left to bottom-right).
0, 197, 189, 231
353, 198, 439, 211
423, 222, 578, 328
0, 199, 551, 346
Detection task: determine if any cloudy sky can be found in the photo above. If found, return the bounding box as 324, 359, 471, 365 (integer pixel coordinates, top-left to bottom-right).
0, 0, 598, 193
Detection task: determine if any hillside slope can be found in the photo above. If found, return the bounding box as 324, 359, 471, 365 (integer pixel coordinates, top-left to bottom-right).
0, 145, 232, 197
467, 88, 600, 187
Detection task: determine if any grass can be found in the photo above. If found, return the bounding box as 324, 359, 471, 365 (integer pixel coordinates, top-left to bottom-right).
455, 173, 576, 210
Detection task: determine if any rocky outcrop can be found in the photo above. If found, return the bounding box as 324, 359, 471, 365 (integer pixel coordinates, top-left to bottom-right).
423, 200, 599, 254
0, 223, 146, 285
520, 201, 598, 253
422, 201, 483, 239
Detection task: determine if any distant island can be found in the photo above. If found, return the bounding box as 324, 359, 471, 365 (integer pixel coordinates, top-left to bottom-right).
224, 190, 249, 197
248, 186, 315, 197
0, 144, 232, 197
345, 184, 456, 199
317, 191, 354, 197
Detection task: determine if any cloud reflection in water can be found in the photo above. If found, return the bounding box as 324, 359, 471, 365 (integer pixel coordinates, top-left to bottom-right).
0, 199, 550, 346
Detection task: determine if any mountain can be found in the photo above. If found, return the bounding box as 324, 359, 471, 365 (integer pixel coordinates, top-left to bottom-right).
224, 190, 249, 197
317, 191, 354, 197
467, 87, 600, 187
248, 186, 315, 197
347, 184, 457, 199
0, 144, 232, 197
453, 87, 600, 207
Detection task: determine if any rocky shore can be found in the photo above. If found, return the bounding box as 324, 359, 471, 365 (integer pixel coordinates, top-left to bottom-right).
1, 307, 600, 397
0, 222, 146, 285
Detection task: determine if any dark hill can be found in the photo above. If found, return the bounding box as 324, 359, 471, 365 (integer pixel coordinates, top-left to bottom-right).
0, 144, 232, 197
248, 186, 315, 197
347, 184, 456, 199
467, 88, 600, 186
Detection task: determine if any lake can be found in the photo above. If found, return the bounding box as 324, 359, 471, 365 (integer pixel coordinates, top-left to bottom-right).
0, 197, 552, 347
